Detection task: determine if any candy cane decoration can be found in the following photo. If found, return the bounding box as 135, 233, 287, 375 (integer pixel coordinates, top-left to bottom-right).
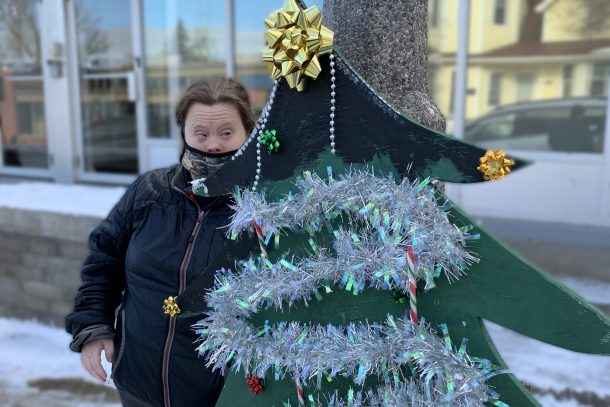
253, 220, 268, 260
294, 366, 306, 407
252, 220, 305, 405
407, 245, 418, 324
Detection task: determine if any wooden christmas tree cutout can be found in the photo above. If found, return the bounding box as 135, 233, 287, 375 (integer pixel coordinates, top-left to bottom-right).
173, 4, 610, 404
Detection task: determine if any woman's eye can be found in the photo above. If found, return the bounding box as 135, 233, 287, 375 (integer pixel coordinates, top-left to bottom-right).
222, 132, 233, 137
196, 134, 207, 138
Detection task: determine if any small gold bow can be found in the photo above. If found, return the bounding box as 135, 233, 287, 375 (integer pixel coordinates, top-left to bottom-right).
163, 296, 181, 317
262, 0, 334, 91
477, 150, 515, 181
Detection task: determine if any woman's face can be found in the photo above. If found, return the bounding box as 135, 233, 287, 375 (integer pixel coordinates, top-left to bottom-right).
184, 102, 248, 154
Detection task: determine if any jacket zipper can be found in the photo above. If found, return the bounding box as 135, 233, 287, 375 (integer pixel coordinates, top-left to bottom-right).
162, 188, 206, 407
111, 309, 126, 378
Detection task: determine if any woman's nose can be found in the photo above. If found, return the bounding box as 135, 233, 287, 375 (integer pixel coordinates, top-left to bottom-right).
204, 138, 223, 153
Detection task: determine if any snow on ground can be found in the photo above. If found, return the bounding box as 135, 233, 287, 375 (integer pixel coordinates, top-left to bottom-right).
483, 276, 610, 406
1, 182, 609, 405
535, 395, 589, 407
0, 318, 113, 388
0, 182, 125, 218
1, 291, 610, 407
486, 321, 610, 400
0, 318, 119, 407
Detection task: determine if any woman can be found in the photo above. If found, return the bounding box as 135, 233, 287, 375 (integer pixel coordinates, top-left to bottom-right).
66, 78, 255, 407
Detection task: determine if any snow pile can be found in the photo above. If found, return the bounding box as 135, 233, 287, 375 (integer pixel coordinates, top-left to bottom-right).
1, 305, 610, 406
0, 318, 114, 388
0, 182, 125, 218
486, 321, 610, 404
0, 318, 119, 407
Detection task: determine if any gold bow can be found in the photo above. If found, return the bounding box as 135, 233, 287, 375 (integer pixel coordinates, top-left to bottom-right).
262, 0, 334, 91
477, 150, 515, 181
163, 296, 181, 317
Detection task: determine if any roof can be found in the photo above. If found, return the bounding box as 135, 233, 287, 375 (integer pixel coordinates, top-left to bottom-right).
535, 0, 558, 13
431, 39, 610, 60
520, 0, 543, 43
482, 0, 610, 58
431, 0, 610, 60
476, 38, 610, 58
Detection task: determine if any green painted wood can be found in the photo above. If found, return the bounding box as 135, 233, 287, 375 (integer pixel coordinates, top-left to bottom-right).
434, 207, 610, 355
197, 50, 530, 199
215, 192, 610, 406
176, 20, 608, 404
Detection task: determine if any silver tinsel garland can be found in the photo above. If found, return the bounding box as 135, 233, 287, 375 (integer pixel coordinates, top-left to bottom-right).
193, 170, 503, 406
282, 381, 509, 407
229, 170, 478, 288
195, 313, 505, 406
205, 226, 458, 322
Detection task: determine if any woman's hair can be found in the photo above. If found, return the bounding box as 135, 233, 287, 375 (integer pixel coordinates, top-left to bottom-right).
175, 78, 255, 137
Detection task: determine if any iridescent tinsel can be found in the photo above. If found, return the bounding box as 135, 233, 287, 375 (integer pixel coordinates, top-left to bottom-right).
282, 381, 509, 407
229, 170, 478, 288
195, 313, 505, 406
193, 170, 502, 406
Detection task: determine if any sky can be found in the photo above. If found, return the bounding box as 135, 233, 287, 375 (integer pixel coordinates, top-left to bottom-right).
82, 0, 288, 31
80, 0, 326, 33
77, 0, 294, 60
19, 0, 330, 66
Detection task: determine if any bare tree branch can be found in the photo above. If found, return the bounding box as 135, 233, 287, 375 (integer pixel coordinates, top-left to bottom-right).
74, 2, 109, 57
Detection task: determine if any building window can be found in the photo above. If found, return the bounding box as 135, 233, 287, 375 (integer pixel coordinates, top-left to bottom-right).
516, 72, 535, 102
430, 0, 440, 28
488, 72, 502, 106
235, 1, 282, 117
143, 0, 227, 139
494, 0, 507, 25
590, 62, 610, 97
563, 65, 573, 97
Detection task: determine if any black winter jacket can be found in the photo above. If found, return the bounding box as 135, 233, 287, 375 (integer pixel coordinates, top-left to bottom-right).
66, 165, 232, 407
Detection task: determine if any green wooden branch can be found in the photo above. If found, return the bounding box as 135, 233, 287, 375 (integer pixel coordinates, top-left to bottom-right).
215, 200, 610, 407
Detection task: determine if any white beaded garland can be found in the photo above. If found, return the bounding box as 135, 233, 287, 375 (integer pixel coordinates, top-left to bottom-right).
233, 52, 338, 186
329, 52, 337, 155
233, 81, 279, 191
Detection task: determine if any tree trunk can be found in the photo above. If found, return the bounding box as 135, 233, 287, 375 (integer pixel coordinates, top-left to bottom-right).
324, 0, 446, 132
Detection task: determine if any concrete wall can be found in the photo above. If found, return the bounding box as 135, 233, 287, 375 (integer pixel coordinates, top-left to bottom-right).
0, 207, 101, 326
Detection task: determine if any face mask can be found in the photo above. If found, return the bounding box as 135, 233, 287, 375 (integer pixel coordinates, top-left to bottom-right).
181, 144, 237, 181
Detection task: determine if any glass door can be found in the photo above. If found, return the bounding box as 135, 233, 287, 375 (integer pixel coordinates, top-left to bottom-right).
0, 0, 49, 173
68, 0, 139, 179
140, 0, 226, 170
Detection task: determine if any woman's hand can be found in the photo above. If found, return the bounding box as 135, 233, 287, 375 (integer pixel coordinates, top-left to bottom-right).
81, 338, 114, 382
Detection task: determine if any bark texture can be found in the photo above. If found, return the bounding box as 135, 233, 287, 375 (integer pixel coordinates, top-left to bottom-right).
323, 0, 446, 131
